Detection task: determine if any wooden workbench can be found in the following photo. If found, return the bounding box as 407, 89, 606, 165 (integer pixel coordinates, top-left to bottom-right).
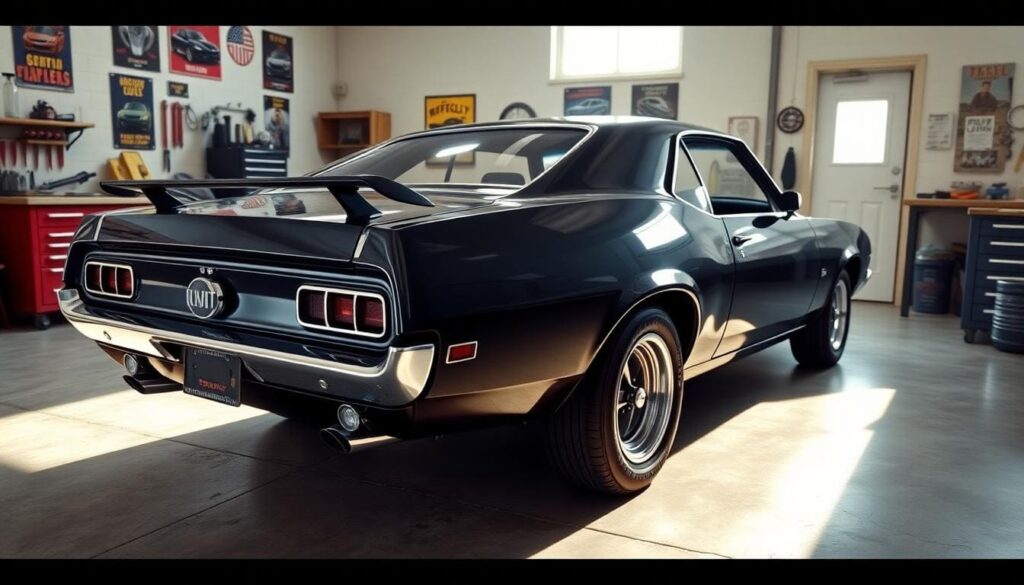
900, 198, 1024, 317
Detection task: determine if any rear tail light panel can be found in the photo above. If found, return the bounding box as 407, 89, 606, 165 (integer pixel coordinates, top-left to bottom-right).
83, 261, 135, 299
296, 285, 388, 338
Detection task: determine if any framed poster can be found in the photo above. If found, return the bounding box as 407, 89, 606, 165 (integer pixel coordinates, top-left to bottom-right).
956, 63, 1014, 173
168, 81, 189, 98
264, 95, 290, 152
168, 26, 221, 81
631, 83, 678, 119
12, 26, 73, 92
564, 86, 611, 116
424, 94, 476, 165
727, 116, 759, 152
112, 26, 160, 72
109, 73, 154, 150
262, 30, 294, 93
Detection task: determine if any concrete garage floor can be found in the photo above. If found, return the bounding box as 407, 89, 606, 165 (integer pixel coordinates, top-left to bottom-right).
0, 302, 1021, 558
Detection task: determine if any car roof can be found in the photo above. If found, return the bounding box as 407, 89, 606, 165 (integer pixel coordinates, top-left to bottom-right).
400, 115, 715, 138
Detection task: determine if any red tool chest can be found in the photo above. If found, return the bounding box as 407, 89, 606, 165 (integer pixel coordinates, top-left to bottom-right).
0, 197, 149, 329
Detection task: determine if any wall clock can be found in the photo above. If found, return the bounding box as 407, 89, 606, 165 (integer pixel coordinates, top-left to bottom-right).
776, 106, 805, 134
500, 102, 537, 120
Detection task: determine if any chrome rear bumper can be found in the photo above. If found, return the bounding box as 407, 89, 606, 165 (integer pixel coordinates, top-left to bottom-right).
58, 289, 435, 407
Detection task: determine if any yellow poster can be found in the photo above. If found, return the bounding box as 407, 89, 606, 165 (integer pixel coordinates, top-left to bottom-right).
424, 94, 476, 129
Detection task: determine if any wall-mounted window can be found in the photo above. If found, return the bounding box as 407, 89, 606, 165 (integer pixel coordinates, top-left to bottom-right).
550, 26, 683, 82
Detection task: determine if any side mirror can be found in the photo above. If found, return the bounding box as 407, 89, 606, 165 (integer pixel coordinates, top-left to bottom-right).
773, 190, 802, 215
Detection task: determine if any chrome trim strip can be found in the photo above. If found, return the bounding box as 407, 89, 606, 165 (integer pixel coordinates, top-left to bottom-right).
83, 261, 135, 299
988, 258, 1024, 265
445, 341, 478, 364
295, 284, 388, 339
987, 275, 1024, 281
991, 241, 1024, 247
992, 224, 1024, 230
58, 289, 434, 407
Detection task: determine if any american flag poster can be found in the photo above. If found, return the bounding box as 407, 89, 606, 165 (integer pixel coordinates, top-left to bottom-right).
226, 26, 254, 66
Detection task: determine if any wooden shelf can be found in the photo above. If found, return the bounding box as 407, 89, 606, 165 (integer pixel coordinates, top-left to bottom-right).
25, 139, 67, 146
316, 111, 390, 152
0, 116, 94, 129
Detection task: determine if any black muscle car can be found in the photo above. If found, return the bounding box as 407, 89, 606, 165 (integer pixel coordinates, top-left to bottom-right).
59, 117, 871, 494
171, 28, 220, 64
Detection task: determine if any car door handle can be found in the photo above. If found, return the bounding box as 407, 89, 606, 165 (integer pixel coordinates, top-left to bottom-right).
732, 235, 753, 247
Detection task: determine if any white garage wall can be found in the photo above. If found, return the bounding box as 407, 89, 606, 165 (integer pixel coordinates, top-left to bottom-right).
0, 25, 339, 193
774, 26, 1024, 247
335, 26, 772, 158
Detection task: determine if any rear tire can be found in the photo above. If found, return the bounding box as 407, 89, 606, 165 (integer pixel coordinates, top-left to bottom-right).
546, 308, 684, 495
791, 270, 851, 368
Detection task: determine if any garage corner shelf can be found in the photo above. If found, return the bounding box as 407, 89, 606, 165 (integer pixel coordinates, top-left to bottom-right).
316, 111, 391, 155
0, 116, 95, 150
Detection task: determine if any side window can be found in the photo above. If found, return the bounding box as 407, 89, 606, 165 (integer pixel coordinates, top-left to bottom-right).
683, 138, 774, 216
672, 143, 711, 213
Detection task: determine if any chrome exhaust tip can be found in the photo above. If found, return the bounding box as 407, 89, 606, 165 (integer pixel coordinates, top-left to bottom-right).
319, 425, 353, 454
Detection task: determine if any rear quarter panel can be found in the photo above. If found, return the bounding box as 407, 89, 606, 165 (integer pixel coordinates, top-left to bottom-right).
806, 217, 871, 311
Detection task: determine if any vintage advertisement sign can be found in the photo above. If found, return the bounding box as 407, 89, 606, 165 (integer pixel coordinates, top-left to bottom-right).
264, 95, 290, 152
168, 81, 189, 98
112, 26, 160, 72
424, 94, 476, 165
262, 30, 294, 92
12, 26, 73, 92
631, 83, 678, 120
956, 63, 1014, 173
109, 73, 154, 150
564, 86, 611, 116
168, 26, 222, 81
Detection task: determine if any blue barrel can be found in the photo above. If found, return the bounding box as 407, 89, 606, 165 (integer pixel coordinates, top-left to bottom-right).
912, 246, 954, 314
992, 280, 1024, 353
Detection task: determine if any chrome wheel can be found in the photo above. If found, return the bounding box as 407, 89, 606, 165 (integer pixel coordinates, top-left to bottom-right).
615, 333, 675, 469
829, 278, 849, 351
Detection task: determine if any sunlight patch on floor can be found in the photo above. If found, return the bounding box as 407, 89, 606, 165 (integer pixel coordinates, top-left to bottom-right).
0, 389, 264, 474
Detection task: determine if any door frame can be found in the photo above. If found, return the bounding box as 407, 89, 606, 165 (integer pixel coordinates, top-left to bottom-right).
798, 55, 926, 306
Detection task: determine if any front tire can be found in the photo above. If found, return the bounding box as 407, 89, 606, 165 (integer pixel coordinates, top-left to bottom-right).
791, 270, 852, 368
546, 308, 684, 495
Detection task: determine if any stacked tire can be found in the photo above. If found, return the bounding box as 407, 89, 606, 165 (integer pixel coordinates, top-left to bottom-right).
992, 280, 1024, 354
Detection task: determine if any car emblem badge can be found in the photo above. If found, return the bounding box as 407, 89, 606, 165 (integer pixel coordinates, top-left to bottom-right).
186, 277, 224, 319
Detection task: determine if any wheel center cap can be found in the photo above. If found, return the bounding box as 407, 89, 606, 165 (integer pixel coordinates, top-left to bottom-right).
634, 387, 647, 409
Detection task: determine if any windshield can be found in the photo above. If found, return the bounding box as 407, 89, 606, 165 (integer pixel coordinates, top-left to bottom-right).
30, 26, 57, 36
184, 30, 202, 40
319, 127, 587, 187
126, 102, 146, 111
270, 50, 288, 60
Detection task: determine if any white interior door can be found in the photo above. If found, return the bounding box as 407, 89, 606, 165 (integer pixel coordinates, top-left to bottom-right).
811, 70, 911, 302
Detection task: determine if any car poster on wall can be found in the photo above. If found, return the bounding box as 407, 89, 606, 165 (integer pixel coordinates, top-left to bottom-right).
262, 30, 294, 93
564, 86, 611, 116
956, 63, 1014, 173
168, 26, 221, 80
109, 73, 154, 150
11, 26, 73, 92
112, 26, 160, 72
264, 95, 290, 152
631, 83, 678, 120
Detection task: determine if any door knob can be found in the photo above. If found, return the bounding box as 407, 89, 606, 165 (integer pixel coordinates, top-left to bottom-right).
873, 184, 899, 193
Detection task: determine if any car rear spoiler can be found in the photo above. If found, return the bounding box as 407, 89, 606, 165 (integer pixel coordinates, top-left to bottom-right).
100, 175, 434, 224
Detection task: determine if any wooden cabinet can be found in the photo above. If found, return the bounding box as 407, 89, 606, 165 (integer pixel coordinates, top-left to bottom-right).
962, 211, 1024, 342
316, 111, 391, 157
0, 196, 149, 328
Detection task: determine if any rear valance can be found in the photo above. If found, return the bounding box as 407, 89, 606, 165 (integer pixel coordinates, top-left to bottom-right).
100, 175, 434, 224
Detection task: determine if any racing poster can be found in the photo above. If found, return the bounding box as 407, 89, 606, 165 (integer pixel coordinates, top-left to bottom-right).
424, 94, 475, 165
11, 26, 74, 92
262, 30, 294, 93
109, 73, 155, 150
112, 26, 160, 72
264, 95, 290, 152
564, 86, 611, 116
168, 25, 222, 81
956, 63, 1014, 173
631, 83, 678, 120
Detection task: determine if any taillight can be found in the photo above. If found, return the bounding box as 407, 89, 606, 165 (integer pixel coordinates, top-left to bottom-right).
297, 289, 326, 326
328, 293, 355, 329
296, 286, 387, 338
84, 261, 134, 299
357, 296, 385, 334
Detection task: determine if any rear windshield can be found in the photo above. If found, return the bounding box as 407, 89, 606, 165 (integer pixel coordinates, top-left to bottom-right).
318, 127, 588, 188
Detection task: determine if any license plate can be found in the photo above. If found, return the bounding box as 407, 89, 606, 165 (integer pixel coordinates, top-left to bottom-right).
183, 347, 242, 407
